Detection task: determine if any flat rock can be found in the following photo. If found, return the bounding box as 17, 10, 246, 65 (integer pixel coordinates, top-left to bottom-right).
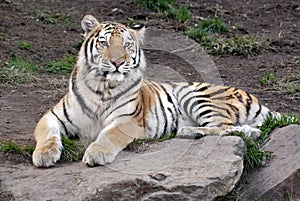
0, 136, 245, 201
143, 28, 223, 85
241, 125, 300, 200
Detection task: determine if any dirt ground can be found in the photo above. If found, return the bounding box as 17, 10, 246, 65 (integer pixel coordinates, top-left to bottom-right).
0, 0, 299, 165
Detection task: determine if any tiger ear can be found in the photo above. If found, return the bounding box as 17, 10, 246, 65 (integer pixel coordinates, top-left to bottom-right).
81, 15, 100, 38
130, 24, 146, 43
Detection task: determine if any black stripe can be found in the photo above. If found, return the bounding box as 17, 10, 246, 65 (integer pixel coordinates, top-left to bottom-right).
104, 24, 111, 28
214, 122, 234, 127
148, 82, 168, 135
62, 99, 72, 125
85, 81, 103, 96
213, 94, 233, 100
152, 84, 169, 135
175, 84, 191, 99
197, 103, 227, 112
196, 109, 213, 121
167, 107, 175, 128
234, 91, 243, 103
140, 88, 150, 130
133, 101, 143, 118
90, 39, 95, 64
186, 97, 209, 115
104, 30, 112, 35
113, 77, 142, 100
84, 39, 89, 62
51, 109, 68, 135
149, 82, 161, 91
103, 77, 142, 101
62, 98, 79, 131
254, 104, 262, 119
209, 87, 231, 98
72, 77, 97, 120
227, 104, 240, 125
194, 83, 202, 88
201, 122, 210, 127
160, 85, 178, 130
245, 92, 253, 118
146, 83, 160, 135
203, 112, 228, 119
107, 97, 137, 118
117, 101, 141, 118
194, 84, 210, 92
153, 101, 160, 136
198, 94, 211, 98
178, 90, 192, 105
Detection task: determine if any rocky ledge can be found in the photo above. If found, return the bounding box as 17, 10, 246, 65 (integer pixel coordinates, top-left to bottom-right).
0, 136, 245, 201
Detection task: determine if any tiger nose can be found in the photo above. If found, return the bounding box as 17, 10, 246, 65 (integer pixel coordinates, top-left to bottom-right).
110, 59, 125, 68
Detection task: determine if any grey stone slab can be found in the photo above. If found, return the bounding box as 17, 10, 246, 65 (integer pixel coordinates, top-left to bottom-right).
0, 136, 245, 201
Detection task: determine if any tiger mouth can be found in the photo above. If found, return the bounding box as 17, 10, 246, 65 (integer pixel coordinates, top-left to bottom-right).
103, 70, 128, 77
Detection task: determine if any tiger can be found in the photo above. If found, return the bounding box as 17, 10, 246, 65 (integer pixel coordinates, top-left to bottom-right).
32, 14, 280, 167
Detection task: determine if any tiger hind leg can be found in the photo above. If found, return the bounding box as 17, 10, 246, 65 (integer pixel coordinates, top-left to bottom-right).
177, 125, 261, 139
223, 125, 261, 139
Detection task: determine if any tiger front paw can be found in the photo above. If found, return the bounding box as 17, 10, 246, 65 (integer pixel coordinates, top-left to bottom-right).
82, 143, 119, 167
32, 136, 63, 167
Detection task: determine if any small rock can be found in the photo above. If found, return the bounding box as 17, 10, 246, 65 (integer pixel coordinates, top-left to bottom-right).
149, 173, 167, 181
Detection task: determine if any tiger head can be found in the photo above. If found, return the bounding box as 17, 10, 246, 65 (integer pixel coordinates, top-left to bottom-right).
78, 15, 145, 84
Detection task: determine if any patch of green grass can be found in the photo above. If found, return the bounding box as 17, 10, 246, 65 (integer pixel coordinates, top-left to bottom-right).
258, 71, 277, 86
166, 6, 191, 22
134, 0, 174, 12
44, 54, 76, 74
259, 71, 300, 98
237, 114, 300, 171
35, 10, 72, 26
18, 41, 32, 50
232, 132, 272, 170
134, 0, 190, 22
185, 18, 229, 41
280, 74, 300, 96
5, 56, 40, 72
187, 18, 229, 37
61, 136, 84, 162
1, 140, 22, 154
204, 35, 269, 56
1, 140, 34, 157
0, 56, 40, 85
185, 18, 269, 56
258, 114, 300, 145
1, 137, 84, 163
200, 18, 230, 33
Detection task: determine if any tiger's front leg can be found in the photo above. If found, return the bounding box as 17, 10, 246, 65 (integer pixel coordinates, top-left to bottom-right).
82, 122, 144, 167
32, 112, 63, 167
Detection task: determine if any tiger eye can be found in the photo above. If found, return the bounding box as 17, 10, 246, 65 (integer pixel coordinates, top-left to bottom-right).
100, 41, 108, 47
124, 42, 131, 48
